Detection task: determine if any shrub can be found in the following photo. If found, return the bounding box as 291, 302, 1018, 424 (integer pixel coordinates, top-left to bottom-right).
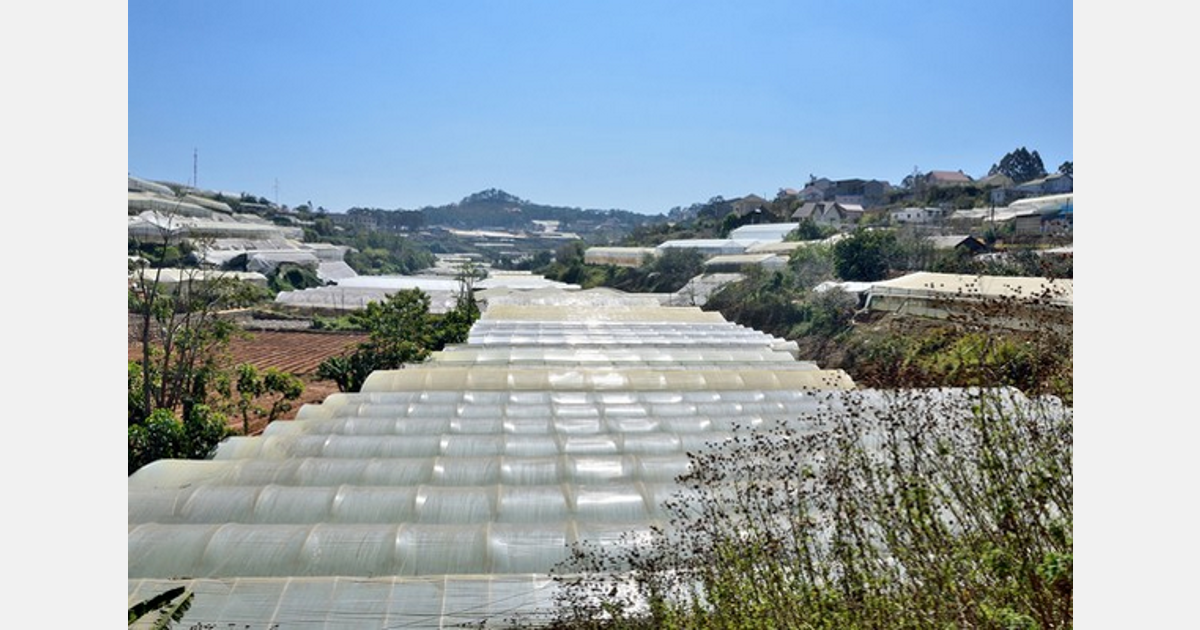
832, 228, 898, 281
316, 288, 480, 392
128, 405, 231, 475
550, 388, 1072, 629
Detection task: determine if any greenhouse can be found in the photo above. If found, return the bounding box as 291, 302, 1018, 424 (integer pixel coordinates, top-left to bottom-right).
583, 246, 658, 268
131, 290, 880, 627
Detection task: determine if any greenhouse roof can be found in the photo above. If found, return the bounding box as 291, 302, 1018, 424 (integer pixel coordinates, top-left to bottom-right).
868, 271, 1072, 306
131, 293, 872, 626
727, 222, 798, 244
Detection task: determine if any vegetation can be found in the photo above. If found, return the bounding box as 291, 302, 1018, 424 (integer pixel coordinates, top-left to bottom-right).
696, 231, 1072, 400
989, 147, 1048, 184
786, 218, 837, 242
341, 188, 662, 246
534, 241, 706, 294
338, 230, 436, 275
128, 221, 304, 474
547, 269, 1071, 629
235, 364, 305, 435
128, 586, 193, 629
266, 262, 325, 293
832, 228, 899, 281
619, 219, 722, 247
316, 285, 480, 392
549, 387, 1071, 629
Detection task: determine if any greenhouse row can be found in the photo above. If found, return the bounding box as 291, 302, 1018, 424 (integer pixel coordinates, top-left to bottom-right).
128, 289, 962, 627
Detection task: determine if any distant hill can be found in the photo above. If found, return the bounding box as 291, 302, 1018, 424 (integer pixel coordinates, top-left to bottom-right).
346, 188, 667, 243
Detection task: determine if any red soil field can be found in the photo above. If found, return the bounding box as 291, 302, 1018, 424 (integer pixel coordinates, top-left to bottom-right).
129, 329, 369, 431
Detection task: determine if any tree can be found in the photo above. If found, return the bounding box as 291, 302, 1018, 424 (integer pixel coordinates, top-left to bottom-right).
128, 405, 229, 475
317, 285, 482, 393
832, 228, 898, 281
787, 218, 834, 242
988, 147, 1047, 184
235, 364, 305, 435
128, 198, 281, 474
1058, 161, 1073, 177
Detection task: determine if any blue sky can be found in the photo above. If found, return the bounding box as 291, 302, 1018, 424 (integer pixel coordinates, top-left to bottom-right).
129, 1, 1071, 214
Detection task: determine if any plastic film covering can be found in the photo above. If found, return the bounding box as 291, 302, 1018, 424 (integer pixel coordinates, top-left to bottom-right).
128, 576, 561, 629
481, 304, 727, 322
129, 295, 864, 626
432, 345, 804, 366
359, 367, 854, 393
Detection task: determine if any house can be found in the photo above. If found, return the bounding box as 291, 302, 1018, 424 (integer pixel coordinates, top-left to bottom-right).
831, 179, 891, 208
977, 173, 1017, 205
797, 178, 834, 202
1015, 211, 1072, 236
1009, 193, 1073, 236
791, 201, 863, 228
730, 194, 770, 218
927, 235, 988, 254
1014, 173, 1073, 196
925, 170, 974, 187
890, 207, 949, 225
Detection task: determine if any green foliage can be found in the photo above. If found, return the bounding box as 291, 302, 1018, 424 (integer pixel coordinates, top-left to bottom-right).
989, 147, 1048, 184
128, 586, 193, 629
128, 266, 258, 423
128, 238, 300, 471
551, 388, 1072, 629
128, 238, 193, 268
316, 287, 480, 392
786, 217, 836, 241
315, 352, 377, 394
235, 363, 305, 435
619, 217, 722, 247
350, 288, 436, 363
310, 314, 363, 332
638, 248, 706, 294
128, 405, 230, 475
703, 262, 855, 347
786, 242, 837, 291
268, 263, 324, 293
1057, 161, 1072, 177
832, 228, 898, 281
842, 322, 1072, 402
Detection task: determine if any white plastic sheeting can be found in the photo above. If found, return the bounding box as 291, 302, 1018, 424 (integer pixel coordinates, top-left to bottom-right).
274, 286, 462, 314
129, 292, 856, 627
868, 272, 1073, 307
128, 575, 560, 629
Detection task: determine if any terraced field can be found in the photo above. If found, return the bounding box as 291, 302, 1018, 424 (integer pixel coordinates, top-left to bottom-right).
224, 330, 368, 375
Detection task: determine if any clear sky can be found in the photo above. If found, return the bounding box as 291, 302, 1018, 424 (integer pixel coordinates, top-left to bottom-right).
128, 0, 1072, 215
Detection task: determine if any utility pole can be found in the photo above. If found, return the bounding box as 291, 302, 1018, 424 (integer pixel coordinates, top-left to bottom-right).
192, 148, 198, 190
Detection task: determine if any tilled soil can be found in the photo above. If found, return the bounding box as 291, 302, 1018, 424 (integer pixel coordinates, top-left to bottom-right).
129, 328, 370, 432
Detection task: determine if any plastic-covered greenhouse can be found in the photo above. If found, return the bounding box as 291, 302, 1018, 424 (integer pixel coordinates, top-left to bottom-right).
129, 291, 875, 626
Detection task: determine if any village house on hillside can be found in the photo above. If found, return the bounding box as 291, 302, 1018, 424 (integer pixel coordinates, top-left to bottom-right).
730, 194, 770, 218
788, 177, 892, 208
1014, 172, 1073, 197
830, 178, 891, 208
791, 200, 864, 229
924, 170, 974, 187
890, 206, 950, 225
